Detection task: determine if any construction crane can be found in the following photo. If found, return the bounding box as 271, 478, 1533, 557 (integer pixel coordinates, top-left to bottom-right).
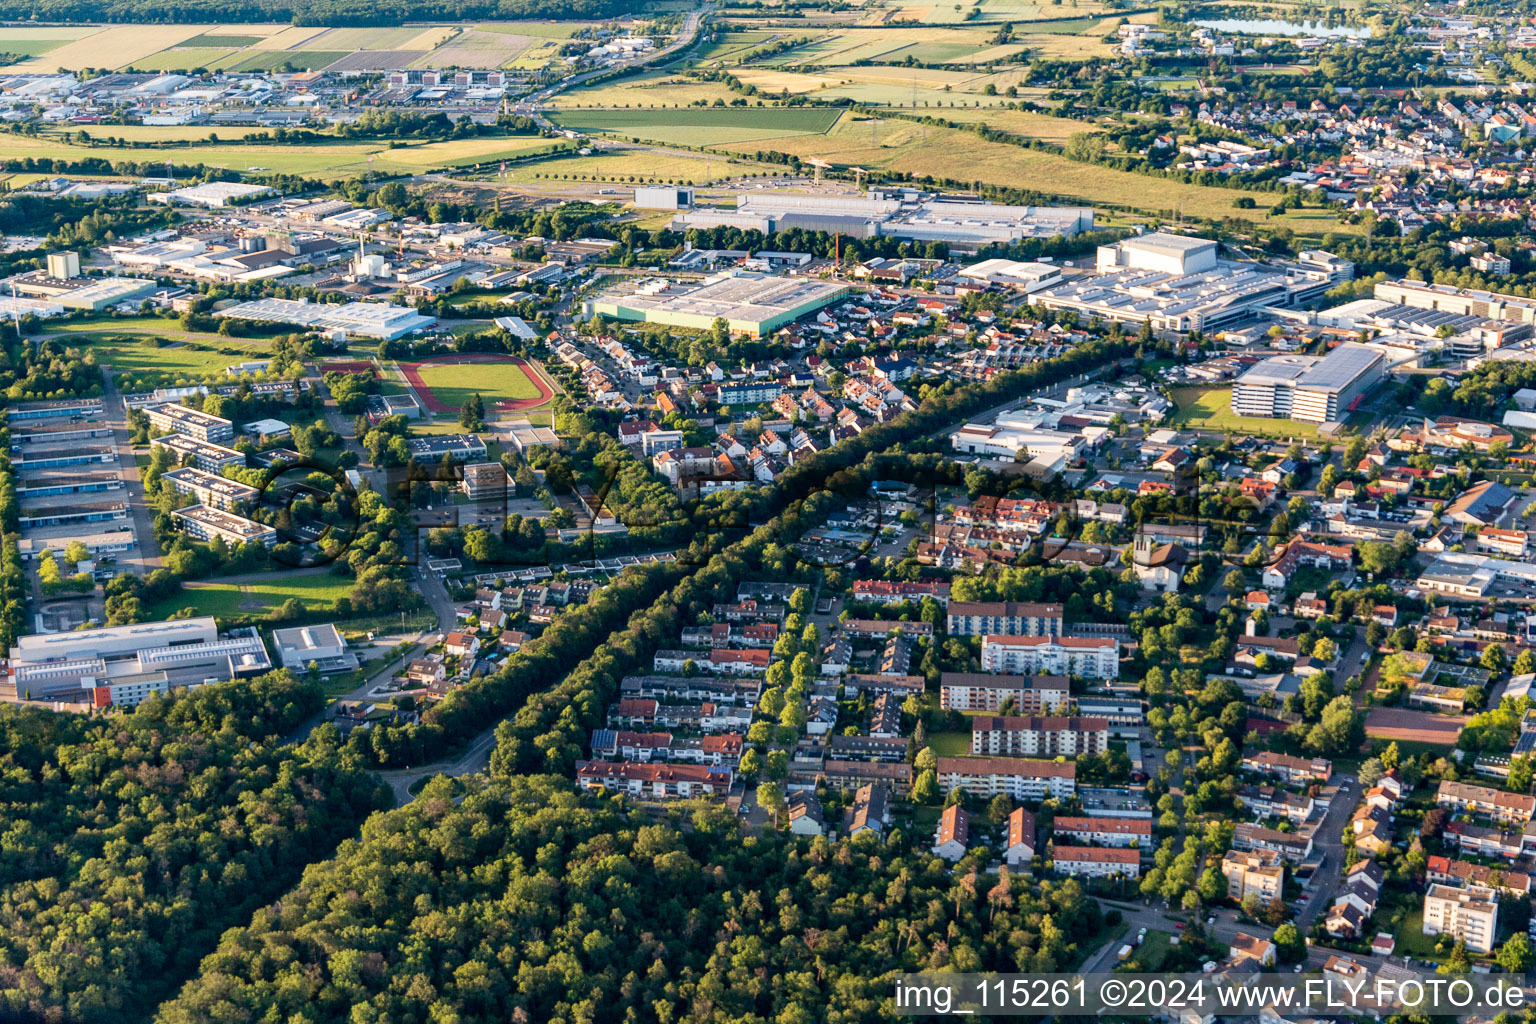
806, 157, 831, 183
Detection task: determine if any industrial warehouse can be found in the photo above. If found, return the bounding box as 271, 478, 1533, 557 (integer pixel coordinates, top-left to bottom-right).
213, 297, 438, 340
1231, 343, 1387, 423
585, 272, 849, 338
669, 190, 1095, 249
1028, 233, 1353, 334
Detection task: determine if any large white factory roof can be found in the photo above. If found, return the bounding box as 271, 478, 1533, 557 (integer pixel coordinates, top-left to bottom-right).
1239, 343, 1384, 394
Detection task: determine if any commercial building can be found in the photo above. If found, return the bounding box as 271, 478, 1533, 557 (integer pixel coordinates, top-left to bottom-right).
1374, 279, 1536, 327
969, 715, 1110, 757
170, 505, 277, 547
1422, 884, 1499, 953
935, 756, 1076, 802
634, 185, 694, 210
1222, 849, 1285, 902
404, 434, 488, 463
271, 623, 359, 674
1230, 344, 1385, 423
8, 617, 271, 706
215, 297, 437, 340
149, 181, 275, 207
5, 271, 156, 311
1052, 815, 1151, 848
152, 434, 246, 473
939, 672, 1070, 713
460, 462, 509, 501
1030, 233, 1348, 333
956, 259, 1063, 293
586, 272, 849, 339
670, 190, 1094, 249
145, 402, 235, 443
946, 601, 1063, 637
1051, 846, 1140, 879
979, 635, 1118, 679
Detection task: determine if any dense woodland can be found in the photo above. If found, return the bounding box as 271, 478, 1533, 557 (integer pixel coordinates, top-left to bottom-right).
155, 774, 1104, 1024
0, 672, 389, 1023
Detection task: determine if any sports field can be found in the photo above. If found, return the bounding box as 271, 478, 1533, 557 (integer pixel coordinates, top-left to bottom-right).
143, 572, 356, 621
50, 333, 261, 383
404, 355, 553, 413
1167, 387, 1321, 439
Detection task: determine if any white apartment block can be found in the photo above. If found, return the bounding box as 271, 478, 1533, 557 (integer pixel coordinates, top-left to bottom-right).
170, 505, 277, 548
160, 467, 258, 511
936, 756, 1076, 802
1052, 845, 1140, 879
1422, 884, 1499, 954
970, 715, 1110, 757
980, 635, 1118, 679
939, 673, 1069, 713
1051, 815, 1151, 848
145, 402, 235, 443
152, 434, 246, 473
1222, 849, 1285, 903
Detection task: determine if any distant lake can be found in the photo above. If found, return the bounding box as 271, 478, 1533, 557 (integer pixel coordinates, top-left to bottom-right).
1192, 18, 1371, 38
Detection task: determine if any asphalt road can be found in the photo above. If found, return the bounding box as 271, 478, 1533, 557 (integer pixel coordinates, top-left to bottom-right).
99, 368, 163, 576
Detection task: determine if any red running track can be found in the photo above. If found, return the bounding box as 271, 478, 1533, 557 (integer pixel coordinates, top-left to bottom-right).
399, 354, 554, 413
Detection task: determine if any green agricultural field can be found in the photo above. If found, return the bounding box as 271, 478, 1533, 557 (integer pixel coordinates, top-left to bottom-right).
128, 48, 239, 71
549, 107, 842, 146
226, 50, 350, 72
1, 39, 76, 57
181, 33, 265, 47
504, 148, 772, 185
1168, 386, 1321, 439
415, 361, 543, 410
143, 572, 358, 621
550, 71, 740, 109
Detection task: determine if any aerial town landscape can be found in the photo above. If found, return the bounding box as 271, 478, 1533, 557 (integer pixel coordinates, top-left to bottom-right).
15, 0, 1536, 1020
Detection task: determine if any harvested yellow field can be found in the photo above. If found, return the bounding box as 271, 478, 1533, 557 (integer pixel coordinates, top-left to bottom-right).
551, 72, 738, 108
1015, 30, 1115, 58
368, 135, 561, 171
734, 69, 853, 93
403, 26, 461, 51
255, 26, 328, 50
836, 66, 983, 87
0, 25, 101, 40
46, 124, 268, 142
23, 25, 205, 71
939, 107, 1100, 144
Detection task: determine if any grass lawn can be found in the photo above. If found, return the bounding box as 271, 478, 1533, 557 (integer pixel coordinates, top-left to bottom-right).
414, 360, 543, 408
926, 730, 972, 756
59, 336, 257, 381
1394, 909, 1445, 960
1167, 386, 1321, 439
144, 572, 358, 621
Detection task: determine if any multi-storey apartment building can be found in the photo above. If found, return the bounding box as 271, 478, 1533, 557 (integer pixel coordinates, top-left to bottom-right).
979, 636, 1118, 678
145, 402, 235, 443
1051, 815, 1151, 848
969, 715, 1110, 757
946, 600, 1063, 637
939, 672, 1069, 712
1222, 849, 1285, 903
1422, 884, 1499, 954
935, 756, 1076, 802
1051, 846, 1140, 879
